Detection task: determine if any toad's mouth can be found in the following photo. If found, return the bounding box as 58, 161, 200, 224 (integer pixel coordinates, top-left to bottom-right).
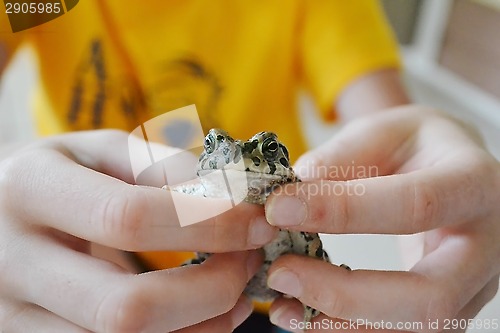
197, 168, 285, 180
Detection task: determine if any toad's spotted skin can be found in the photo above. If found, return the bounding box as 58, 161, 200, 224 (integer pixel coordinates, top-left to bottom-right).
169, 128, 350, 323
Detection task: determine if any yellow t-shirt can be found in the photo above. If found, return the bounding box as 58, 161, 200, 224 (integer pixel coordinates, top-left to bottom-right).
1, 0, 399, 313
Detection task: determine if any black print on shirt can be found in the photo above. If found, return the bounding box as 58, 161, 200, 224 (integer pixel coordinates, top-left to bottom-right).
67, 39, 108, 128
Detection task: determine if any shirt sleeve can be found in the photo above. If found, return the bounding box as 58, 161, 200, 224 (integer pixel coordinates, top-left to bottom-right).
298, 0, 401, 121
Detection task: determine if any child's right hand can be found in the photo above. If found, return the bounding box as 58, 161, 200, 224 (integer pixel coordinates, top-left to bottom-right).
0, 130, 277, 333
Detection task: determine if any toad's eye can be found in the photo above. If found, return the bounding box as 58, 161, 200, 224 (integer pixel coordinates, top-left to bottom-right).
204, 134, 216, 154
262, 138, 279, 160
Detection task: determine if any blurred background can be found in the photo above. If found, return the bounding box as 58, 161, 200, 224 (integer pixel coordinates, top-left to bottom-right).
1, 0, 499, 330
303, 0, 500, 158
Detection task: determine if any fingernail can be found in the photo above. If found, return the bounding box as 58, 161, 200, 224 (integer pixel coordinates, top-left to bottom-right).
270, 305, 302, 332
231, 296, 254, 327
267, 268, 302, 298
266, 196, 307, 226
249, 215, 278, 247
246, 250, 264, 279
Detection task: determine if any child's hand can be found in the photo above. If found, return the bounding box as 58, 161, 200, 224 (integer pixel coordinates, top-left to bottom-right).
0, 130, 276, 332
265, 106, 500, 332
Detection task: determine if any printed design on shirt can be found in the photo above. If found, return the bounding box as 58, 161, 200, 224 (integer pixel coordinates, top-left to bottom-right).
148, 57, 223, 132
67, 39, 144, 129
68, 39, 108, 128
68, 40, 224, 132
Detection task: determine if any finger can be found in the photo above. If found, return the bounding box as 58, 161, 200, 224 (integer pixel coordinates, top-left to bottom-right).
172, 296, 253, 333
103, 251, 261, 332
42, 129, 142, 184
52, 129, 199, 187
269, 258, 426, 326
0, 301, 91, 333
267, 232, 497, 331
271, 277, 500, 333
294, 107, 420, 181
454, 276, 499, 327
3, 232, 262, 332
265, 161, 495, 234
293, 106, 479, 181
269, 298, 309, 333
1, 147, 276, 251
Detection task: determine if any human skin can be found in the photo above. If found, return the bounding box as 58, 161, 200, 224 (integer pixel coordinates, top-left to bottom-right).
0, 130, 279, 333
1, 64, 498, 333
265, 70, 500, 332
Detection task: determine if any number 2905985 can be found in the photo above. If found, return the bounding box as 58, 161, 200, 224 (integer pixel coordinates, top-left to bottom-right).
5, 2, 61, 14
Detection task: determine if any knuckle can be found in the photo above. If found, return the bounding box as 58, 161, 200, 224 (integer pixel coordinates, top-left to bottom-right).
204, 258, 244, 314
0, 302, 30, 331
211, 205, 256, 252
210, 214, 233, 252
99, 128, 129, 138
0, 300, 13, 328
96, 285, 152, 333
113, 293, 150, 333
0, 243, 9, 289
215, 270, 242, 314
482, 277, 499, 304
344, 116, 373, 135
96, 190, 148, 251
320, 291, 348, 318
421, 286, 459, 324
410, 179, 440, 232
464, 150, 493, 179
220, 283, 241, 314
297, 152, 327, 179
465, 151, 498, 203
0, 150, 40, 214
95, 129, 130, 144
328, 184, 350, 233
